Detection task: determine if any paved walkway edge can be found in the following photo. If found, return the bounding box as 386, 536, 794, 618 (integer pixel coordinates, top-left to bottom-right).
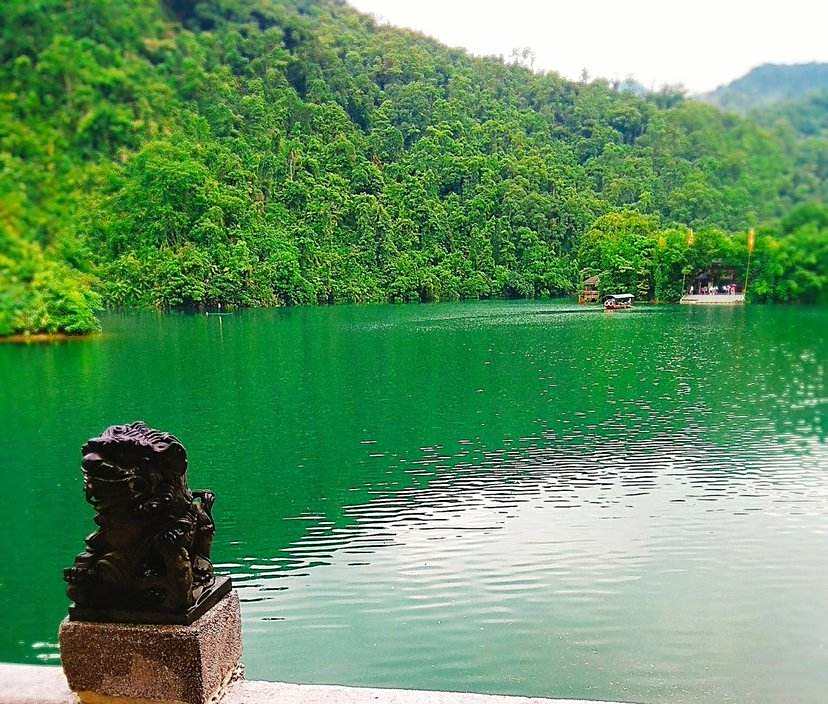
0, 663, 634, 704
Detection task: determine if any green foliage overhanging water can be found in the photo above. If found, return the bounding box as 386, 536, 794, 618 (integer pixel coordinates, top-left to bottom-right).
0, 0, 826, 335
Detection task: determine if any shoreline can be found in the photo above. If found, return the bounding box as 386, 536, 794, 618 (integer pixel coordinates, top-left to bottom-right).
0, 331, 100, 345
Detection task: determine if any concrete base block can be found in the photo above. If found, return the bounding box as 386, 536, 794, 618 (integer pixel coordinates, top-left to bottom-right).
59, 590, 242, 704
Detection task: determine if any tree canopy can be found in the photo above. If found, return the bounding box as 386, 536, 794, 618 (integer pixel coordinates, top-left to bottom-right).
0, 0, 826, 334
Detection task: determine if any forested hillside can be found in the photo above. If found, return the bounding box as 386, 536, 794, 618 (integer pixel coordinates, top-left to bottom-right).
1, 0, 826, 335
702, 63, 828, 113
753, 91, 828, 140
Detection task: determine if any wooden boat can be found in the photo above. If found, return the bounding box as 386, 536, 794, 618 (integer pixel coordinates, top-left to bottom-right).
604, 293, 634, 310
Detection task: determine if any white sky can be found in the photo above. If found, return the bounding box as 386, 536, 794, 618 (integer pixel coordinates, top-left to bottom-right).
348, 0, 828, 93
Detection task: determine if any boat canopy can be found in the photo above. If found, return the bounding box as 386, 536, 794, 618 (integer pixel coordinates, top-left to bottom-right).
604, 293, 634, 301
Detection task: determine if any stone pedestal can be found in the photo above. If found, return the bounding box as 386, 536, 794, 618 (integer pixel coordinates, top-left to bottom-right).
59, 590, 242, 704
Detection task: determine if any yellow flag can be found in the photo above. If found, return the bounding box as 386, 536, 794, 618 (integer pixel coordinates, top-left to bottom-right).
748, 228, 756, 253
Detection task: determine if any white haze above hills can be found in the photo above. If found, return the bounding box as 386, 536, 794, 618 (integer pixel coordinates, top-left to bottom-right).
348, 0, 828, 94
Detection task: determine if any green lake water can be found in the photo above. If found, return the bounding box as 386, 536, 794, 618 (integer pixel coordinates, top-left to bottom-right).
1, 301, 826, 703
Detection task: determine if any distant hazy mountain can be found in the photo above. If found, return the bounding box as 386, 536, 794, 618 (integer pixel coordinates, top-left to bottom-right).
701, 63, 828, 113
752, 90, 828, 139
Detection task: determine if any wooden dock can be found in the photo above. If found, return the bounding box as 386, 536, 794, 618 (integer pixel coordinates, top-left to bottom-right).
679, 293, 745, 305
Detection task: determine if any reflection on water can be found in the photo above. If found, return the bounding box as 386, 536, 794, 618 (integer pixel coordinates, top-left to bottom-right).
1, 302, 826, 704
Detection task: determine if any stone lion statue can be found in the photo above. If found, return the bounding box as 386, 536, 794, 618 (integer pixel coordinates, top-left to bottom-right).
64, 421, 217, 614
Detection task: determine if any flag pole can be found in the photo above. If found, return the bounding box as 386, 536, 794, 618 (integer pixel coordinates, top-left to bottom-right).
683, 228, 694, 294
744, 228, 755, 296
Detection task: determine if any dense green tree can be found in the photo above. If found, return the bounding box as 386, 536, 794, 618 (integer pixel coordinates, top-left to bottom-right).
0, 0, 825, 335
0, 233, 101, 336
750, 203, 828, 303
